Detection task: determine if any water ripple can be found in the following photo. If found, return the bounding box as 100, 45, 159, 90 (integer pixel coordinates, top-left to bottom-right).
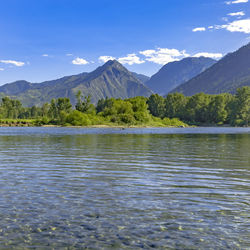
0, 129, 249, 248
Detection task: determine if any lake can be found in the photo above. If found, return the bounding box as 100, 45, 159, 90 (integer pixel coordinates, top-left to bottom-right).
0, 127, 249, 248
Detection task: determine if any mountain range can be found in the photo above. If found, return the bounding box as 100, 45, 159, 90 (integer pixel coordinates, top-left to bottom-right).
0, 60, 152, 106
171, 42, 250, 95
145, 57, 216, 95
0, 42, 250, 106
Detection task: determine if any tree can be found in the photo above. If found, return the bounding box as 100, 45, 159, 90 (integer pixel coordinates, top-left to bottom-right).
233, 86, 250, 126
184, 93, 211, 123
208, 95, 228, 124
128, 96, 151, 123
41, 102, 50, 117
147, 94, 165, 118
0, 97, 23, 119
96, 97, 114, 113
48, 97, 72, 121
75, 91, 95, 114
48, 98, 58, 119
164, 93, 187, 119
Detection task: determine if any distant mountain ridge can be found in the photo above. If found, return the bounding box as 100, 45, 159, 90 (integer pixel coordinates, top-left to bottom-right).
145, 57, 216, 95
171, 43, 250, 95
0, 60, 153, 106
132, 72, 150, 84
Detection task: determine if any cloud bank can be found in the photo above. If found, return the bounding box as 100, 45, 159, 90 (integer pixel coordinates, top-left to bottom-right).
99, 54, 144, 65
193, 52, 223, 59
192, 27, 206, 32
99, 56, 116, 63
226, 0, 248, 4
228, 11, 245, 16
118, 54, 145, 65
217, 19, 250, 33
72, 57, 89, 65
140, 48, 189, 65
0, 60, 25, 67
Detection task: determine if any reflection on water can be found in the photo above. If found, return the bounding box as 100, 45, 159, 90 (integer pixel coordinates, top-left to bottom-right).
0, 128, 249, 248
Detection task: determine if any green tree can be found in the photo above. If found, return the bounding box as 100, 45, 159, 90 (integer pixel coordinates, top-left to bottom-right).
164, 93, 187, 119
128, 96, 151, 123
147, 94, 165, 118
48, 97, 72, 122
208, 95, 228, 124
184, 93, 211, 123
41, 102, 50, 117
102, 98, 135, 124
75, 91, 95, 114
48, 98, 58, 119
233, 86, 250, 126
96, 97, 114, 113
0, 97, 23, 119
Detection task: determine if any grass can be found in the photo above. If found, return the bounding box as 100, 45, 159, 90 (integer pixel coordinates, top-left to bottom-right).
0, 119, 37, 126
0, 116, 188, 128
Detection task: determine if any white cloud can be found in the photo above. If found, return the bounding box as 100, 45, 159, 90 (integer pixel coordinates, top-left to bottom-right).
42, 54, 49, 57
118, 54, 145, 65
140, 48, 189, 65
226, 0, 248, 4
192, 27, 206, 32
0, 68, 4, 71
228, 11, 245, 16
222, 17, 229, 22
218, 19, 250, 33
208, 26, 214, 29
72, 57, 89, 65
99, 56, 116, 63
0, 60, 25, 67
66, 53, 73, 56
99, 54, 145, 65
139, 49, 157, 57
193, 52, 223, 59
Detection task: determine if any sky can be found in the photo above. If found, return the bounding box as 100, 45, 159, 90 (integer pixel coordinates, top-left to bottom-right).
0, 0, 249, 85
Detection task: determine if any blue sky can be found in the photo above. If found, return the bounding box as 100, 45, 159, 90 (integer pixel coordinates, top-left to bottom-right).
0, 0, 249, 85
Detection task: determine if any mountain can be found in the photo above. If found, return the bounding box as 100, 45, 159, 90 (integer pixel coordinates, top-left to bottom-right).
0, 60, 153, 106
145, 57, 216, 95
132, 72, 150, 84
171, 43, 250, 95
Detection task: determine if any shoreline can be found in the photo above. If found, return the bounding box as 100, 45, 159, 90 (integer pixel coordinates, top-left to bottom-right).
0, 124, 188, 128
0, 124, 249, 128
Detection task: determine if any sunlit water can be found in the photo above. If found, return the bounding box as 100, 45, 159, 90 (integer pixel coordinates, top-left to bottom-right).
0, 127, 249, 249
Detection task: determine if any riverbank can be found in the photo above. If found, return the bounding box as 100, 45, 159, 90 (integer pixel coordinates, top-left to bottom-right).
0, 123, 188, 128
1, 119, 248, 128
0, 117, 188, 128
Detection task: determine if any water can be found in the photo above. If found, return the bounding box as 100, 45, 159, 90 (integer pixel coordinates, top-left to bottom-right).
0, 127, 249, 249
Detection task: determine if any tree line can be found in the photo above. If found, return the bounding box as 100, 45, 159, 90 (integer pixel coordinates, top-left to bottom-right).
0, 87, 249, 126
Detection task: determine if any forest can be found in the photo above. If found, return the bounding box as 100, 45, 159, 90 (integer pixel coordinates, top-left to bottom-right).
0, 86, 249, 127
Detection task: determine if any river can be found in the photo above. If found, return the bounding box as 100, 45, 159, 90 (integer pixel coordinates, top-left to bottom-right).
0, 127, 249, 248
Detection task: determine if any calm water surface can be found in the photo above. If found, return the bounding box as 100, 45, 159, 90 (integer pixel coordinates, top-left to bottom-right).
0, 127, 249, 249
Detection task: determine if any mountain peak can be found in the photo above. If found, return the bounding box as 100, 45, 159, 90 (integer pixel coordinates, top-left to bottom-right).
171, 42, 250, 95
103, 59, 121, 66
0, 60, 153, 106
145, 56, 216, 95
102, 59, 126, 71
